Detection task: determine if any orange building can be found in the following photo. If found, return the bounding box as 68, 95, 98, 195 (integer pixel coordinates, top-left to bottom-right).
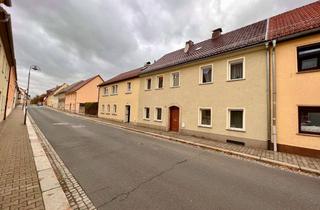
64, 75, 103, 114
4, 66, 17, 118
268, 2, 320, 157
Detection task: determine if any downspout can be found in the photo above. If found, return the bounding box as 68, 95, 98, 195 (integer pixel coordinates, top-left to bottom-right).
265, 42, 271, 147
271, 40, 277, 152
3, 67, 11, 120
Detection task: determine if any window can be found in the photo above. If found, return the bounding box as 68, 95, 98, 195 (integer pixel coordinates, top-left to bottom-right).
228, 58, 244, 80
155, 107, 162, 121
146, 78, 152, 90
101, 105, 105, 113
103, 87, 108, 95
200, 65, 213, 84
127, 82, 132, 92
107, 104, 110, 113
144, 107, 150, 119
199, 108, 212, 127
298, 106, 320, 135
297, 43, 320, 72
228, 108, 245, 131
157, 76, 163, 89
171, 72, 180, 87
113, 104, 117, 113
112, 85, 118, 95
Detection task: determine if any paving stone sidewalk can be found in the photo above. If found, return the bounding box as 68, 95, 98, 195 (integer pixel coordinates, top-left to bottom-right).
0, 109, 45, 210
60, 109, 320, 176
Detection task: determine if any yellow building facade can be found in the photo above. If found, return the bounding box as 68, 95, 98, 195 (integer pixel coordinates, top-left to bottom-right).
274, 34, 320, 156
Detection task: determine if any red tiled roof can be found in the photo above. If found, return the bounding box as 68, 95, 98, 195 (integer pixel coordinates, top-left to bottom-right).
143, 20, 267, 73
268, 1, 320, 40
98, 67, 144, 86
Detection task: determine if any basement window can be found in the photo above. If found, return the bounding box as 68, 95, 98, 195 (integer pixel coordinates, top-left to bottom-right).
298, 106, 320, 135
297, 42, 320, 72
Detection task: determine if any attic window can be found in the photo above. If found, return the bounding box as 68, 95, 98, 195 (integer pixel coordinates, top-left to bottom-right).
195, 47, 202, 51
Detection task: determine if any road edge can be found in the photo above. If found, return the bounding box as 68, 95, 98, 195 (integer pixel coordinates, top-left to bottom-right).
26, 115, 70, 210
47, 107, 320, 176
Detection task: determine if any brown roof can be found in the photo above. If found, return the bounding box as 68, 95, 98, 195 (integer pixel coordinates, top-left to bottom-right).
57, 75, 102, 95
143, 20, 267, 73
98, 67, 144, 86
0, 6, 15, 67
0, 0, 11, 7
268, 1, 320, 40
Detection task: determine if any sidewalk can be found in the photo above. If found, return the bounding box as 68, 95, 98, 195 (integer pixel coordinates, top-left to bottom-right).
0, 109, 45, 209
58, 108, 320, 176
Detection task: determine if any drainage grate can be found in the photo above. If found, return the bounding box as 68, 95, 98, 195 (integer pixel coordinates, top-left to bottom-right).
226, 139, 245, 146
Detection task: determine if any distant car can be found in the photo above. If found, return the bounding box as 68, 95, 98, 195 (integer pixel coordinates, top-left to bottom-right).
37, 102, 43, 106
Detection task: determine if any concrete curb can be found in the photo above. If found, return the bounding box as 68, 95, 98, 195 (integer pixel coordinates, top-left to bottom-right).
46, 107, 320, 176
26, 116, 71, 210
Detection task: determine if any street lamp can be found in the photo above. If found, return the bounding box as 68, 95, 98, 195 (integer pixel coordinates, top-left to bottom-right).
24, 65, 40, 125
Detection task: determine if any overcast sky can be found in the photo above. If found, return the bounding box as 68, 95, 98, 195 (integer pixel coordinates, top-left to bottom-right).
6, 0, 316, 96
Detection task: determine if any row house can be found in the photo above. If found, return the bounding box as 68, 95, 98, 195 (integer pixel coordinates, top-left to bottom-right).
45, 83, 68, 108
53, 75, 103, 114
98, 66, 145, 123
268, 2, 320, 157
97, 1, 320, 157
0, 2, 18, 122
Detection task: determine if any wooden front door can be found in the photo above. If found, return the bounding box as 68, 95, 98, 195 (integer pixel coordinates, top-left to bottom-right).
169, 106, 179, 132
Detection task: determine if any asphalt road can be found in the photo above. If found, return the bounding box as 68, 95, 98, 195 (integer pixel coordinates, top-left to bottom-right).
29, 106, 320, 210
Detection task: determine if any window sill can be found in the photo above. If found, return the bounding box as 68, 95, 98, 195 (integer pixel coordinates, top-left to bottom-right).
143, 118, 150, 121
106, 113, 110, 115
198, 124, 212, 128
110, 94, 118, 96
102, 95, 109, 97
226, 128, 246, 132
145, 89, 152, 91
226, 78, 245, 82
296, 69, 320, 74
112, 113, 117, 116
125, 92, 132, 94
170, 86, 180, 89
155, 88, 163, 90
296, 133, 320, 137
154, 119, 162, 122
199, 82, 213, 86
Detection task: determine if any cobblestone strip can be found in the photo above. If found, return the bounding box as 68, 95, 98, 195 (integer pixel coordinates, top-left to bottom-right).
28, 115, 96, 210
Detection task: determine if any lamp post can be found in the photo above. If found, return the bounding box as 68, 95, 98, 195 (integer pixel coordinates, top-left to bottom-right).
24, 65, 40, 125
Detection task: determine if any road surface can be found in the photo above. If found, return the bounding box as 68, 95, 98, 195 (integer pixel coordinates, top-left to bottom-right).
29, 107, 320, 210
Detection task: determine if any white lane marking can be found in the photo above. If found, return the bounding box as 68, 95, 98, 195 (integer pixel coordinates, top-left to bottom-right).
53, 122, 70, 126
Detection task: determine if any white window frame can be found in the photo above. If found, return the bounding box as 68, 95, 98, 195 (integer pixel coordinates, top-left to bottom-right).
144, 107, 150, 120
145, 78, 152, 90
154, 107, 163, 122
227, 57, 245, 81
198, 107, 212, 128
101, 104, 105, 113
226, 107, 246, 131
156, 75, 164, 89
113, 104, 117, 114
127, 82, 132, 93
112, 85, 118, 95
199, 64, 213, 84
170, 71, 180, 88
103, 87, 108, 96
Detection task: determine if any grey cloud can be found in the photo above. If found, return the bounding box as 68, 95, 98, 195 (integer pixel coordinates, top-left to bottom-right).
7, 0, 316, 96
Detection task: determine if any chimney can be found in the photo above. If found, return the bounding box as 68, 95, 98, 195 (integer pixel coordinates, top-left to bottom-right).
184, 40, 194, 53
212, 28, 222, 39
144, 61, 151, 67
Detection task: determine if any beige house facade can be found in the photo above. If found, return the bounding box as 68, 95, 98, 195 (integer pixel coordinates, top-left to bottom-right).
98, 67, 143, 124
138, 46, 268, 148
